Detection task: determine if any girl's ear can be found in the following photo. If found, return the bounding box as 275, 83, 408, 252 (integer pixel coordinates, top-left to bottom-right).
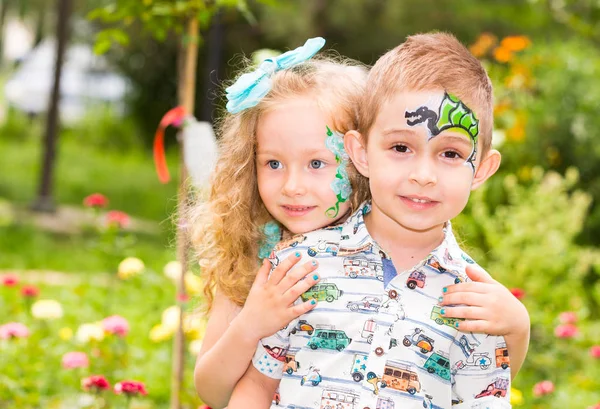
344, 130, 369, 178
471, 149, 501, 190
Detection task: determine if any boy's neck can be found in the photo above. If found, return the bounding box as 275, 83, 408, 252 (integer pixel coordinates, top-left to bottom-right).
364, 204, 446, 272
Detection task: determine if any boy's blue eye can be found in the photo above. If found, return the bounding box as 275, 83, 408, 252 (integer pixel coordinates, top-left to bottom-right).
310, 160, 325, 169
268, 160, 282, 169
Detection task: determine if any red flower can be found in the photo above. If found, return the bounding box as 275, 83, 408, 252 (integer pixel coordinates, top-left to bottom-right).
590, 345, 600, 359
62, 351, 89, 369
102, 315, 130, 337
105, 211, 130, 229
554, 323, 579, 338
177, 293, 190, 303
21, 285, 40, 298
83, 193, 109, 208
1, 274, 19, 287
114, 380, 148, 396
558, 311, 577, 324
81, 375, 110, 392
533, 380, 554, 397
510, 288, 525, 300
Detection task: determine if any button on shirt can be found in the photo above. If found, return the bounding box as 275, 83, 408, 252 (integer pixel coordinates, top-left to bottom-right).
253, 203, 512, 409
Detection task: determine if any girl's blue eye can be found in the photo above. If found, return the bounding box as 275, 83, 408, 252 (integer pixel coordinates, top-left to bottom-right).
268, 160, 282, 169
392, 145, 409, 153
310, 160, 325, 169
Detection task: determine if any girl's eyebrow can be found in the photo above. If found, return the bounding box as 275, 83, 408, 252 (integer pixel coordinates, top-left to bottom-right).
257, 147, 331, 156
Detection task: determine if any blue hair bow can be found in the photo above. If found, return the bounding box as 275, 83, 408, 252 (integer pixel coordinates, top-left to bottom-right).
225, 37, 326, 114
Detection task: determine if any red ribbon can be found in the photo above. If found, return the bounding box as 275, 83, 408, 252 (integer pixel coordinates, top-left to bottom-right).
153, 106, 187, 183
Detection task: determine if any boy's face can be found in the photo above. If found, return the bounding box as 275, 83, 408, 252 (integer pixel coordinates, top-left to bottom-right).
256, 97, 351, 234
346, 89, 500, 234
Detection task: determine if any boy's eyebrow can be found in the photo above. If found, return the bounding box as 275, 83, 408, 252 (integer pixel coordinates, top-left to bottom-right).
434, 133, 474, 147
381, 128, 419, 138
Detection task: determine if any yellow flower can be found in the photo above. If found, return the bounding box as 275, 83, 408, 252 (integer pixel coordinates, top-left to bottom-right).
469, 32, 498, 58
510, 387, 524, 405
517, 166, 532, 181
76, 322, 105, 343
188, 339, 203, 356
184, 273, 203, 295
31, 299, 64, 320
149, 324, 173, 342
183, 314, 207, 340
161, 306, 181, 332
163, 261, 182, 282
493, 46, 513, 63
501, 36, 531, 52
117, 257, 145, 280
58, 327, 73, 341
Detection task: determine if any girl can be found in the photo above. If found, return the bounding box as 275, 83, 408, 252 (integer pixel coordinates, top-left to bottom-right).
191, 38, 529, 408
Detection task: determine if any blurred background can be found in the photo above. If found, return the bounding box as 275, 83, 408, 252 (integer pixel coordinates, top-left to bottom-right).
1, 1, 599, 408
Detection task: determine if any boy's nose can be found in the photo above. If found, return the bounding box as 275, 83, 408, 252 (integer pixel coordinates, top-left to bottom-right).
408, 157, 437, 186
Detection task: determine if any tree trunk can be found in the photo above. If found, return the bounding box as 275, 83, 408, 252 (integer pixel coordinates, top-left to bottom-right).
0, 0, 8, 66
31, 0, 72, 213
201, 11, 223, 123
34, 0, 48, 46
170, 16, 198, 409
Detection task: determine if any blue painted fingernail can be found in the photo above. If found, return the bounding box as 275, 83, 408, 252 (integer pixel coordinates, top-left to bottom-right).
454, 322, 459, 328
311, 300, 316, 305
440, 308, 445, 315
438, 297, 443, 303
443, 287, 448, 293
312, 260, 317, 266
295, 252, 300, 257
313, 274, 319, 280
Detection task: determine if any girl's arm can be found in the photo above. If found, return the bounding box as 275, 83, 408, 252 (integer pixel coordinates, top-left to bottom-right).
439, 265, 530, 380
228, 365, 280, 409
194, 254, 320, 408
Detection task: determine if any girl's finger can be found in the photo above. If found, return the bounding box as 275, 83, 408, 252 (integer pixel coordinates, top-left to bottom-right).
284, 269, 320, 303
439, 292, 489, 307
289, 298, 318, 318
465, 264, 497, 284
454, 319, 490, 334
268, 251, 303, 286
252, 259, 271, 287
440, 306, 487, 321
278, 260, 318, 292
442, 282, 490, 295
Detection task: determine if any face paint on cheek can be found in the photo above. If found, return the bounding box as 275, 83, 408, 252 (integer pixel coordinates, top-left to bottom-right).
324, 126, 352, 218
405, 92, 479, 173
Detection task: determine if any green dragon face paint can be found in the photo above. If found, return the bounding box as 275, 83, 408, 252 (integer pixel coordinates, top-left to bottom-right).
405, 92, 479, 172
324, 126, 351, 218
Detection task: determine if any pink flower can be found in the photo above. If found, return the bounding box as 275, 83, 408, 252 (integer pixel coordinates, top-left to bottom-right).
83, 193, 109, 208
105, 210, 130, 229
587, 403, 600, 409
558, 311, 577, 324
510, 288, 525, 300
114, 380, 148, 396
1, 274, 19, 287
62, 352, 89, 369
590, 345, 600, 359
21, 285, 40, 298
533, 380, 554, 397
554, 323, 579, 338
0, 322, 30, 339
82, 375, 110, 392
102, 315, 130, 337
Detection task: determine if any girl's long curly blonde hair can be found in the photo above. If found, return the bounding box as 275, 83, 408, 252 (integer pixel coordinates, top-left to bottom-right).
190, 54, 370, 313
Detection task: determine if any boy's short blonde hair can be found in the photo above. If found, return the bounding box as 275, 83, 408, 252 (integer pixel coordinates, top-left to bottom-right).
359, 32, 494, 158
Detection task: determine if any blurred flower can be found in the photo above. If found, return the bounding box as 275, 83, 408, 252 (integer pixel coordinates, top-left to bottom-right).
558, 311, 577, 324
0, 322, 30, 339
162, 306, 181, 332
189, 339, 203, 356
587, 403, 600, 409
62, 351, 89, 369
102, 315, 130, 337
185, 273, 203, 295
163, 261, 182, 281
183, 314, 207, 340
589, 345, 600, 359
469, 32, 498, 58
76, 322, 105, 343
510, 387, 524, 405
82, 375, 110, 392
554, 323, 579, 338
501, 35, 531, 52
510, 288, 526, 300
59, 327, 73, 341
533, 380, 554, 397
149, 324, 173, 343
177, 293, 190, 303
506, 112, 527, 142
493, 46, 513, 63
1, 274, 19, 287
114, 380, 148, 396
517, 167, 532, 182
117, 257, 145, 280
105, 210, 130, 229
31, 299, 63, 320
83, 193, 109, 208
198, 406, 212, 409
21, 285, 40, 298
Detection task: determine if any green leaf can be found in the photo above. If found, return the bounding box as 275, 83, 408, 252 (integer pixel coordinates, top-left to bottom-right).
93, 39, 112, 55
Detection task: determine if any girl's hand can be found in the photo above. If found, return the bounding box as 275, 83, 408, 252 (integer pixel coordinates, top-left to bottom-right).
235, 253, 320, 342
438, 265, 529, 336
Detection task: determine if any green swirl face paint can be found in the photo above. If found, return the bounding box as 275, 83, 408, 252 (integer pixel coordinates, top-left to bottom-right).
324, 126, 352, 218
405, 92, 479, 172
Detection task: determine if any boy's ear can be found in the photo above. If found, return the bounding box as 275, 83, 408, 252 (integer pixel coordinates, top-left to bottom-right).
344, 130, 369, 178
471, 149, 501, 190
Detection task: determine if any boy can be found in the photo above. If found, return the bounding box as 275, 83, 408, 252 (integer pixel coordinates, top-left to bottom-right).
229, 32, 512, 409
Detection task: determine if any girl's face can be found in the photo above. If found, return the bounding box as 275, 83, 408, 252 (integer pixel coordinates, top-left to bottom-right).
255, 96, 350, 234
